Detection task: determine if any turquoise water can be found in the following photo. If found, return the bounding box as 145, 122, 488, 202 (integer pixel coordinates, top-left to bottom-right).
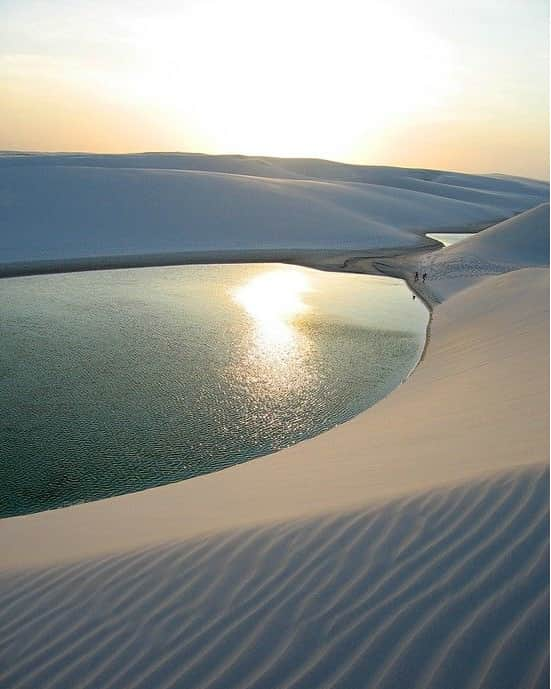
0, 264, 427, 517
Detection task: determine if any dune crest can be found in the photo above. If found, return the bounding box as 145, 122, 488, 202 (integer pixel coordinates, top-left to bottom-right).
0, 154, 547, 268
386, 203, 550, 303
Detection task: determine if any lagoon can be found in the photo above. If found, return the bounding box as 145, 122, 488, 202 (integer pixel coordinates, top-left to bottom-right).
0, 264, 427, 517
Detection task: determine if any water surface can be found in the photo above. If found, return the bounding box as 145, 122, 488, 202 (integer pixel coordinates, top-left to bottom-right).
1, 264, 427, 517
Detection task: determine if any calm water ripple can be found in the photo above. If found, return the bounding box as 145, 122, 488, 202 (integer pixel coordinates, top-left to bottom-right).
0, 263, 428, 517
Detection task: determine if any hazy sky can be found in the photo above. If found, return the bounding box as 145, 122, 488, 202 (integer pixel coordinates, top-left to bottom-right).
1, 0, 548, 178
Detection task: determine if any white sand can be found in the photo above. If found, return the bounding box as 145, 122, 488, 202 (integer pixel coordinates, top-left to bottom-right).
0, 166, 548, 688
382, 203, 550, 303
0, 466, 547, 689
1, 153, 548, 268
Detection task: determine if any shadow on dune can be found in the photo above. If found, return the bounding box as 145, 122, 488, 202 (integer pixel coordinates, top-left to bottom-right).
0, 465, 548, 689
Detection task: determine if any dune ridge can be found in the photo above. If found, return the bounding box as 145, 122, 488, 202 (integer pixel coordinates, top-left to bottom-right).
0, 465, 547, 689
375, 203, 551, 303
0, 154, 547, 268
436, 202, 550, 266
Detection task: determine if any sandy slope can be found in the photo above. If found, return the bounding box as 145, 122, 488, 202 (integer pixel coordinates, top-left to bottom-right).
377, 203, 550, 303
437, 203, 550, 267
0, 466, 547, 689
0, 154, 548, 266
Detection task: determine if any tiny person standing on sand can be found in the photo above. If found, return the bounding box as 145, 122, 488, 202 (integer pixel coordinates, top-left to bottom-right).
422, 272, 427, 283
414, 271, 419, 282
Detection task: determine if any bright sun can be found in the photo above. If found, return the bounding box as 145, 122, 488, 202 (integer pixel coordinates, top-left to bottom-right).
123, 0, 453, 159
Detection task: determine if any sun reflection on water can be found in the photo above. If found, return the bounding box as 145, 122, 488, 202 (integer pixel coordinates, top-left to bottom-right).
231, 268, 314, 396
232, 269, 311, 350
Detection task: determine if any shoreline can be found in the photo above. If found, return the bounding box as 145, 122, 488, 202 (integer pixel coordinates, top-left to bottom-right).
0, 240, 440, 385
1, 262, 546, 569
0, 225, 485, 396
1, 217, 503, 280
0, 243, 440, 280
1, 208, 546, 537
1, 221, 523, 524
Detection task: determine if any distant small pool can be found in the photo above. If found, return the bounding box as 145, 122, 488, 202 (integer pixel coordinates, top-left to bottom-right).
1, 264, 428, 517
426, 232, 474, 247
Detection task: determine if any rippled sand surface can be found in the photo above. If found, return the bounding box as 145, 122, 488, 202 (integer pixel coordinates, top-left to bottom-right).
0, 466, 547, 689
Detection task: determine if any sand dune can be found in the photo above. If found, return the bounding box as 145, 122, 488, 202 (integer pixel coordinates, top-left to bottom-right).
0, 154, 547, 267
0, 157, 548, 688
433, 203, 549, 267
2, 152, 548, 198
382, 203, 550, 303
0, 465, 547, 689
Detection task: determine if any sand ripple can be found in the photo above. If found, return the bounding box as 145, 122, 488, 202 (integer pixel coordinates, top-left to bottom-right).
0, 465, 548, 689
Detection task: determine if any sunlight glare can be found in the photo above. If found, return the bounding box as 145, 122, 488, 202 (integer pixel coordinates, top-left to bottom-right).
232, 269, 311, 349
123, 0, 454, 159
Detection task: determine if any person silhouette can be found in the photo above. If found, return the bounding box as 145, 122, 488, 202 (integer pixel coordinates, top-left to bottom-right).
422, 272, 427, 283
414, 271, 419, 282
